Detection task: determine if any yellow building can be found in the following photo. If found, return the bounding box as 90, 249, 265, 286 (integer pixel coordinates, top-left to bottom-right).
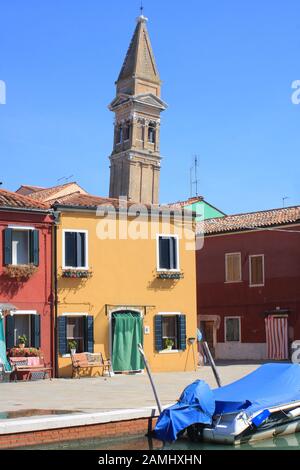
53, 194, 197, 377
52, 15, 197, 377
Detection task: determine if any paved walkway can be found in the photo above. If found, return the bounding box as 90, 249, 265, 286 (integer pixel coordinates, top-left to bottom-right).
0, 363, 260, 414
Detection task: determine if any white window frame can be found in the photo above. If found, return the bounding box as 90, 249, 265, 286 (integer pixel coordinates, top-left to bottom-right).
12, 310, 37, 347
61, 313, 88, 357
10, 227, 33, 266
62, 229, 89, 270
158, 312, 181, 353
225, 252, 242, 283
249, 254, 265, 287
224, 316, 241, 343
156, 234, 180, 272
8, 225, 36, 231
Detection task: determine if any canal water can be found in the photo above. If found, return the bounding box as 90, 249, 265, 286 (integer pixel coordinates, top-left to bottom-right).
17, 433, 300, 450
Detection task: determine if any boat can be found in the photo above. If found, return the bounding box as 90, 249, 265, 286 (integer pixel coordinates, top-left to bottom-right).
154, 363, 300, 445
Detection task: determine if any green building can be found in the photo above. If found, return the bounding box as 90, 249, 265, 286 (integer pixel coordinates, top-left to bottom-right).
168, 196, 225, 221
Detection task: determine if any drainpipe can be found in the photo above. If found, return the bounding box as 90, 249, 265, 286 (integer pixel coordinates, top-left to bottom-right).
52, 210, 60, 378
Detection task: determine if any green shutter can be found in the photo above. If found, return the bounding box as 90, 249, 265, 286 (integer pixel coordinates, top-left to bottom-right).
177, 315, 187, 351
30, 230, 39, 266
154, 315, 163, 351
3, 228, 12, 265
5, 315, 15, 349
31, 315, 41, 348
84, 316, 94, 353
58, 317, 67, 355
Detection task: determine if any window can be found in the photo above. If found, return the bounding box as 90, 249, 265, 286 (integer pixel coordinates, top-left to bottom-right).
162, 316, 178, 349
148, 123, 156, 143
123, 123, 130, 141
63, 231, 88, 269
14, 315, 31, 346
5, 312, 41, 349
3, 228, 39, 266
157, 235, 179, 271
66, 317, 84, 353
249, 255, 264, 286
116, 126, 122, 144
225, 253, 241, 282
12, 230, 29, 265
155, 314, 186, 352
225, 317, 241, 342
57, 315, 94, 355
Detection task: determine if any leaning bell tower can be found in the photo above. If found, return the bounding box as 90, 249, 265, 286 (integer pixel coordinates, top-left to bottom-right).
108, 15, 167, 205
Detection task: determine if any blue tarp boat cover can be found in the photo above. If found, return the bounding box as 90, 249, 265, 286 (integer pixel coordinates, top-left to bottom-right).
213, 363, 300, 416
154, 380, 215, 442
154, 363, 300, 442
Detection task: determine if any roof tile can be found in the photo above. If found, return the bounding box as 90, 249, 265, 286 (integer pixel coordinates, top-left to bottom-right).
0, 189, 48, 210
197, 206, 300, 235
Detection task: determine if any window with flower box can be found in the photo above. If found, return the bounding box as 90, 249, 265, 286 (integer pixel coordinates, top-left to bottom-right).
63, 230, 88, 270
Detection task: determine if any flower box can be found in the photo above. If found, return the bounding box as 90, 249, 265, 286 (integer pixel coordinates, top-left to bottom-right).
4, 264, 37, 281
8, 347, 42, 358
62, 269, 92, 279
157, 271, 184, 280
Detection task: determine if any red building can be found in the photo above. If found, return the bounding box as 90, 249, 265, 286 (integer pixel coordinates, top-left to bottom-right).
197, 206, 300, 360
0, 189, 54, 367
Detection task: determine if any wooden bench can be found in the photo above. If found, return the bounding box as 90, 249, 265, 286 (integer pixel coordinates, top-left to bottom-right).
9, 357, 52, 381
71, 352, 111, 378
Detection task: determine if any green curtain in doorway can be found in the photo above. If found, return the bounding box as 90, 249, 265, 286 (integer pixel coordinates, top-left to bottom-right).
0, 317, 11, 371
112, 312, 143, 372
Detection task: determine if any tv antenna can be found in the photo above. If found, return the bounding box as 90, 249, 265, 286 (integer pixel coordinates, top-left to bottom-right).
57, 175, 74, 184
190, 155, 200, 197
282, 196, 290, 208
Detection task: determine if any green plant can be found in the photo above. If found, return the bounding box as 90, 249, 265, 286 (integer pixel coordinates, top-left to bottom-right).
164, 338, 174, 349
68, 340, 77, 352
17, 335, 27, 346
8, 347, 41, 358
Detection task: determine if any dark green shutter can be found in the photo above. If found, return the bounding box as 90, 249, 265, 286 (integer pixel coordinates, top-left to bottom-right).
30, 230, 39, 266
3, 228, 12, 265
177, 314, 187, 350
58, 317, 67, 355
31, 315, 41, 348
84, 316, 94, 353
154, 315, 163, 351
5, 315, 15, 349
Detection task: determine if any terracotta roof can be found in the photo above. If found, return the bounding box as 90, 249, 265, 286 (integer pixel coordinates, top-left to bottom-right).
50, 192, 154, 210
49, 193, 190, 216
16, 185, 45, 195
27, 182, 86, 202
197, 206, 300, 235
168, 196, 204, 210
0, 189, 48, 210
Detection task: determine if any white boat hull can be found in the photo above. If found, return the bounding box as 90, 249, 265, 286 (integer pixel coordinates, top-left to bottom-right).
189, 404, 300, 445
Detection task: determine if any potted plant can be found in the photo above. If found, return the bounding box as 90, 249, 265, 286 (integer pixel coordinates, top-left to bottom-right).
68, 340, 77, 355
17, 335, 27, 349
164, 338, 174, 351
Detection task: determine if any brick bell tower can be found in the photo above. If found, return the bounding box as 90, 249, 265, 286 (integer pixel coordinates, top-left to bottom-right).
108, 15, 167, 205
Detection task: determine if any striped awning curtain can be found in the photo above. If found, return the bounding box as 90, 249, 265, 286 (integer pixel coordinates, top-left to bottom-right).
265, 316, 289, 360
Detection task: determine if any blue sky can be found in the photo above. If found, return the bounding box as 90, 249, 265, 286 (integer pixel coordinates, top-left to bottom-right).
0, 0, 299, 214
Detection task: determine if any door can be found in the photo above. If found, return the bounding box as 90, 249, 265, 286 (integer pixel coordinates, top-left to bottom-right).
200, 321, 215, 357
265, 316, 289, 360
112, 311, 143, 372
